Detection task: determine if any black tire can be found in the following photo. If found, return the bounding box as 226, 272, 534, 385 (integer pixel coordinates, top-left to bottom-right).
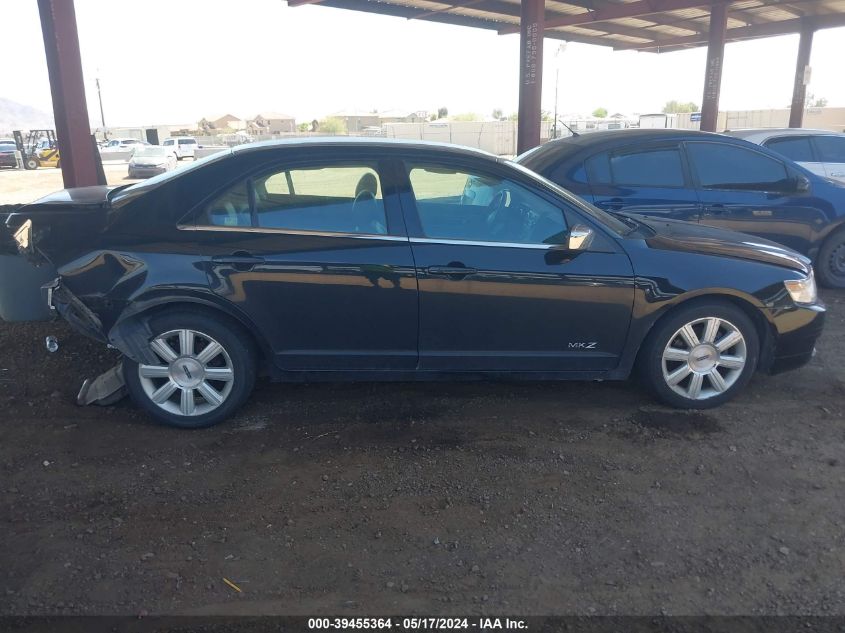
815, 228, 845, 288
24, 158, 39, 170
123, 311, 256, 428
638, 301, 759, 409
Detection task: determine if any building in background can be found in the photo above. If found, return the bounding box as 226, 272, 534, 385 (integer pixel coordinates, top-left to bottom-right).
250, 112, 297, 135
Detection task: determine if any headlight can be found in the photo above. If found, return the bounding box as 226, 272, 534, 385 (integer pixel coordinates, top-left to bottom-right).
784, 269, 817, 305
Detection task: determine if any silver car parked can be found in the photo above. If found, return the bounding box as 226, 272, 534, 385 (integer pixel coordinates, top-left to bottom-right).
727, 128, 845, 184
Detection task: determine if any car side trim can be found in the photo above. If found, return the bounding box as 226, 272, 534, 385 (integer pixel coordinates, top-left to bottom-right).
408, 237, 556, 250
176, 224, 410, 242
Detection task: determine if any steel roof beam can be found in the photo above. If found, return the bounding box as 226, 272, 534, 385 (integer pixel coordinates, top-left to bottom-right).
615, 11, 845, 49
498, 0, 730, 34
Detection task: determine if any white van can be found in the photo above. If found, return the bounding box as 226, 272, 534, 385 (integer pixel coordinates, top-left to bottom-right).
163, 136, 199, 160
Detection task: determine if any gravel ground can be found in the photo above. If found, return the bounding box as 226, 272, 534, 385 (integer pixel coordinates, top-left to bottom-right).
1, 290, 843, 616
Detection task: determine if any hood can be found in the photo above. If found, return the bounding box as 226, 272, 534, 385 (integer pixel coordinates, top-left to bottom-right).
636, 216, 811, 275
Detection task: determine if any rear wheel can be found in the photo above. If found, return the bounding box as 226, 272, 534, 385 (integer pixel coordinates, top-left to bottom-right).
123, 311, 256, 428
638, 302, 759, 409
816, 228, 845, 288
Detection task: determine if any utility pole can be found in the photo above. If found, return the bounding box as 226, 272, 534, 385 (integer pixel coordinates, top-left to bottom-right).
96, 76, 106, 137
553, 43, 567, 139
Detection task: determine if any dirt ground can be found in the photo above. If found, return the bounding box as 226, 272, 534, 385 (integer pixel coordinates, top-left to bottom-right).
0, 288, 843, 617
1, 152, 844, 617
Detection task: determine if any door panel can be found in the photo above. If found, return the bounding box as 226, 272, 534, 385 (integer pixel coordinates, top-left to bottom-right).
402, 161, 635, 372
687, 141, 820, 254
191, 159, 418, 371
411, 242, 634, 371
202, 231, 418, 370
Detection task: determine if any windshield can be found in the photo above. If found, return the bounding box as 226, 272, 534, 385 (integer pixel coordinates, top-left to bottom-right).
504, 159, 632, 236
132, 146, 168, 158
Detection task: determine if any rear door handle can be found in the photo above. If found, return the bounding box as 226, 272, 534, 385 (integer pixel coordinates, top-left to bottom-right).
426, 265, 478, 279
211, 252, 265, 270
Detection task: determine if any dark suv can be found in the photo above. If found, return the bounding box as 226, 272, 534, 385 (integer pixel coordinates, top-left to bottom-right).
517, 129, 845, 287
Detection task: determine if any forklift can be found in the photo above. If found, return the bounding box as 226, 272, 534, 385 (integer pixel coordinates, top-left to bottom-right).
13, 129, 60, 170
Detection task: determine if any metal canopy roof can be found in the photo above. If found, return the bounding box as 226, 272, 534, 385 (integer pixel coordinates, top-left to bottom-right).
288, 0, 845, 52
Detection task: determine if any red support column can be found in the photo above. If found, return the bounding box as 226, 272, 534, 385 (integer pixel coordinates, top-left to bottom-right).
517, 0, 544, 154
38, 0, 100, 188
788, 21, 814, 128
699, 3, 727, 133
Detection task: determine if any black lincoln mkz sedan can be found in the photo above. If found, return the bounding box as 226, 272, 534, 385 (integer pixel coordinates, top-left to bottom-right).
3, 139, 825, 428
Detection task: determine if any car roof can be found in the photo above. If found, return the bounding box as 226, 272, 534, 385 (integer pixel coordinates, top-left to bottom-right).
726, 128, 844, 141
515, 128, 736, 170
230, 136, 499, 160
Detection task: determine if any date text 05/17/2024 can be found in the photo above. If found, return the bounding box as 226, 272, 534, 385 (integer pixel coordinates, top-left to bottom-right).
307, 618, 529, 630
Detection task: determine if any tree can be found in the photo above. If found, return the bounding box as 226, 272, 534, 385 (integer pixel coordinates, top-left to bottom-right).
541, 110, 553, 122
492, 108, 504, 120
592, 107, 608, 118
297, 122, 311, 133
437, 106, 449, 119
805, 93, 828, 108
662, 100, 699, 114
317, 117, 347, 135
452, 112, 480, 121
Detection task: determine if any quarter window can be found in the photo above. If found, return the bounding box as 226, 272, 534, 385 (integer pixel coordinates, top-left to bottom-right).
407, 165, 567, 245
764, 136, 815, 162
687, 142, 790, 190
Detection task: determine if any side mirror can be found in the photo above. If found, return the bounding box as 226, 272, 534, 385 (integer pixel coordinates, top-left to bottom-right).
794, 175, 810, 193
567, 224, 594, 251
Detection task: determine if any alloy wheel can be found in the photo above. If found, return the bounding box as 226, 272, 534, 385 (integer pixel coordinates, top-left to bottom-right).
661, 317, 747, 401
138, 329, 235, 416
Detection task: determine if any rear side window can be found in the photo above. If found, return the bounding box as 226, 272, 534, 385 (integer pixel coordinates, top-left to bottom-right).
178, 139, 196, 145
254, 165, 386, 234
765, 136, 815, 162
814, 136, 845, 162
195, 163, 388, 235
687, 142, 789, 191
586, 147, 684, 187
163, 139, 174, 146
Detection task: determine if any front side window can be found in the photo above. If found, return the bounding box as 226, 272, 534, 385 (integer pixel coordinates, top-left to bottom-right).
163, 139, 174, 146
178, 139, 196, 145
687, 142, 790, 191
196, 163, 388, 235
814, 136, 845, 163
765, 136, 815, 162
585, 146, 685, 187
407, 165, 567, 245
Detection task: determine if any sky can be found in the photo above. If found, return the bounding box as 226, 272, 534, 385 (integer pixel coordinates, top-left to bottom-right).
1, 0, 844, 127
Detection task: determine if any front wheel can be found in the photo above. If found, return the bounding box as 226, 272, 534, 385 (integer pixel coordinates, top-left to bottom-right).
123, 311, 256, 428
638, 302, 759, 409
816, 228, 845, 288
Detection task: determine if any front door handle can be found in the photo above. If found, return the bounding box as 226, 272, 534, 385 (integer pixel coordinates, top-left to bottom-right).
211, 252, 265, 270
426, 265, 478, 279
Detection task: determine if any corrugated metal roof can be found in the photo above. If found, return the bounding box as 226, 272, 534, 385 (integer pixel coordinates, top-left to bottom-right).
299, 0, 845, 52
